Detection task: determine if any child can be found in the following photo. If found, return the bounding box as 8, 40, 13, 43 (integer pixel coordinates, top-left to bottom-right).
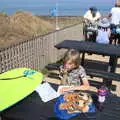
59, 49, 89, 94
96, 18, 111, 44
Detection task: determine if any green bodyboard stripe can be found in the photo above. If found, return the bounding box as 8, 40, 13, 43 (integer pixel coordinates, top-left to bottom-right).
0, 68, 43, 111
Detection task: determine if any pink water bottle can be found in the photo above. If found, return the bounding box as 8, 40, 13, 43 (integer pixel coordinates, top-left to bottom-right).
97, 85, 109, 111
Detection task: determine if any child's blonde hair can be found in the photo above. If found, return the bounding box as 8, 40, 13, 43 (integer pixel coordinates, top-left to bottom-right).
63, 49, 80, 68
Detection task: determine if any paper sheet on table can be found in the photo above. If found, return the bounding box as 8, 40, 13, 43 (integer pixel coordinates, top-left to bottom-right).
35, 82, 59, 102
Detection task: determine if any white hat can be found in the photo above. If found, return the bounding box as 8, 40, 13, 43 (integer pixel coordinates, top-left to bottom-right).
98, 18, 110, 28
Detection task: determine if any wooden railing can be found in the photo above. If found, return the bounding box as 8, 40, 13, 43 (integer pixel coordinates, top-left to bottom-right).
0, 23, 82, 73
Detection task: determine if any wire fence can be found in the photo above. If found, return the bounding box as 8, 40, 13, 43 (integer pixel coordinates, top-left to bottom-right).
0, 23, 82, 73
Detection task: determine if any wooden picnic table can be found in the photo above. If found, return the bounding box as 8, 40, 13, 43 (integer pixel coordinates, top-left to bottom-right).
55, 40, 120, 56
55, 40, 120, 87
1, 83, 120, 120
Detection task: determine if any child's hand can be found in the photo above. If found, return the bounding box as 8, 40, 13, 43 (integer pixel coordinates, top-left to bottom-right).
60, 67, 63, 73
60, 66, 67, 74
58, 86, 73, 94
60, 87, 69, 94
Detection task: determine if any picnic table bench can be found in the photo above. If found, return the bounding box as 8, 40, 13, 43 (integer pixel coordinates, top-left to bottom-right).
47, 40, 120, 90
45, 63, 119, 90
1, 83, 120, 120
46, 63, 120, 82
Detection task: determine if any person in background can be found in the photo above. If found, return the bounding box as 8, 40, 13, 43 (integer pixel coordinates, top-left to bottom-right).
108, 0, 120, 44
58, 49, 89, 94
83, 7, 101, 42
108, 0, 120, 26
84, 7, 101, 23
96, 18, 111, 44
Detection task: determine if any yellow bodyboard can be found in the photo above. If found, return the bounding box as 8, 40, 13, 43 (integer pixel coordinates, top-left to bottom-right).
0, 68, 43, 111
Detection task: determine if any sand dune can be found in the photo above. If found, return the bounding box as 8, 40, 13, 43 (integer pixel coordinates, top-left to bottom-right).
0, 11, 54, 46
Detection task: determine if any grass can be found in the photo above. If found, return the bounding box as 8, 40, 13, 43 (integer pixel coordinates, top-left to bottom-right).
0, 11, 84, 49
0, 11, 54, 48
40, 16, 83, 29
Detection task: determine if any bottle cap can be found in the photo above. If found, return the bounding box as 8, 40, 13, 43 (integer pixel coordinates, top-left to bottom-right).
98, 86, 109, 96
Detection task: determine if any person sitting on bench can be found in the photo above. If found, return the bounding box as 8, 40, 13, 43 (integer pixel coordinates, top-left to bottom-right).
58, 49, 90, 94
96, 18, 111, 44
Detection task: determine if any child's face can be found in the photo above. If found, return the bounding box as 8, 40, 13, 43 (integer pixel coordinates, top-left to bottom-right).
64, 60, 76, 71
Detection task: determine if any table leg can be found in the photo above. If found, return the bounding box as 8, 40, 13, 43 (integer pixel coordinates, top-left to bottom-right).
81, 53, 85, 66
118, 36, 120, 44
109, 56, 117, 73
106, 56, 118, 89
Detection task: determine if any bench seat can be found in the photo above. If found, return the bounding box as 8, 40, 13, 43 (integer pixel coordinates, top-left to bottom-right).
45, 63, 120, 82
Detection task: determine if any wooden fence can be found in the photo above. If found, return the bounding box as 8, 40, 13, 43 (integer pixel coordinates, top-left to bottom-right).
0, 24, 83, 73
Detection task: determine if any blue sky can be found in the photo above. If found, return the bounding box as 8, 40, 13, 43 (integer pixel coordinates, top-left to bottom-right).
0, 0, 115, 3
0, 0, 116, 15
0, 0, 115, 7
